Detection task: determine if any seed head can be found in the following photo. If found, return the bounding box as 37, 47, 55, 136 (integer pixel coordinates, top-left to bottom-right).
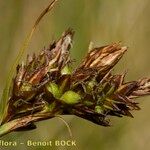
2, 29, 150, 129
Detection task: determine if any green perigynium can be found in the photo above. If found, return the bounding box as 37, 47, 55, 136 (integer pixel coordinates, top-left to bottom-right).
0, 29, 150, 136
46, 82, 62, 99
60, 91, 81, 104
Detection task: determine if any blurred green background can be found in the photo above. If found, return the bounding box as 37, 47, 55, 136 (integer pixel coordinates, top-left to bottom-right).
0, 0, 150, 150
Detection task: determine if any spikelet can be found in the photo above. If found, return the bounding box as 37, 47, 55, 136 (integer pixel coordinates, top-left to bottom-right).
2, 29, 150, 130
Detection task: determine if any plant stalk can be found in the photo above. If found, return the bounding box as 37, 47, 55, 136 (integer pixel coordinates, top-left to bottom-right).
0, 113, 54, 138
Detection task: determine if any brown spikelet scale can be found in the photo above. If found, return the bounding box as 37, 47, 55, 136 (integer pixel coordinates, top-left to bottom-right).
0, 29, 150, 137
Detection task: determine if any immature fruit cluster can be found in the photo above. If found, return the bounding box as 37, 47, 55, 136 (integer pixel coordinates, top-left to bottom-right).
2, 29, 150, 129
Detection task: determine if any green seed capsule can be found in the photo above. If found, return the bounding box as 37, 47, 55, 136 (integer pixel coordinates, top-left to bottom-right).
61, 65, 71, 75
46, 82, 62, 99
60, 91, 81, 104
95, 106, 103, 114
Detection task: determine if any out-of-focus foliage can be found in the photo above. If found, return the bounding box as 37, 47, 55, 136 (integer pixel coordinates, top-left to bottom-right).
0, 0, 150, 150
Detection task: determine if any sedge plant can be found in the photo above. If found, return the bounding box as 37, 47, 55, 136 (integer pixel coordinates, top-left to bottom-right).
0, 0, 150, 138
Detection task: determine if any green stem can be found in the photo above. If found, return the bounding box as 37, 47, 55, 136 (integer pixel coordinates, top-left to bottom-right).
0, 112, 54, 138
